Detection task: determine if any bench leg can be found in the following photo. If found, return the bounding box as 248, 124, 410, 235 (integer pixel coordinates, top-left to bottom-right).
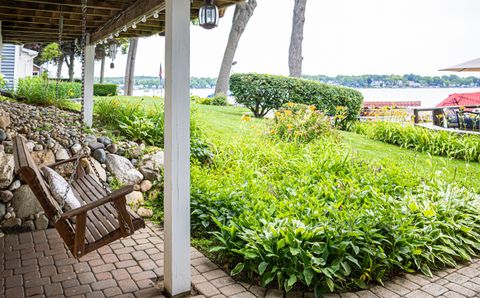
114, 196, 135, 237
73, 213, 87, 258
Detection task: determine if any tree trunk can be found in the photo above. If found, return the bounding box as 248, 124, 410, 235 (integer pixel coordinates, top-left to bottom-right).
124, 37, 138, 96
56, 55, 64, 79
289, 0, 307, 77
215, 0, 257, 96
100, 56, 105, 84
66, 52, 75, 82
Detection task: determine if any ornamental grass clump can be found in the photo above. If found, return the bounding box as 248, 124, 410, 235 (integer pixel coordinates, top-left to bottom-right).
352, 121, 480, 162
190, 135, 480, 294
270, 103, 335, 143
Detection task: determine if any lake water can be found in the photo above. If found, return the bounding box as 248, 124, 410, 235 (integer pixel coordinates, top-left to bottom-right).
133, 87, 480, 108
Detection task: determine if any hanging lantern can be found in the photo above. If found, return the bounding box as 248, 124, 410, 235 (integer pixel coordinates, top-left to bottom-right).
110, 62, 115, 69
199, 0, 219, 29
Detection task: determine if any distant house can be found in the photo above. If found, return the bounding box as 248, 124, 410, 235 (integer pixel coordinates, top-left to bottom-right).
1, 44, 39, 89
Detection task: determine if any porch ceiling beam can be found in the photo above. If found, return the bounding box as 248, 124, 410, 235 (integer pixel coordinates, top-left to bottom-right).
11, 0, 126, 11
0, 1, 118, 17
0, 9, 106, 22
2, 19, 101, 28
90, 0, 166, 44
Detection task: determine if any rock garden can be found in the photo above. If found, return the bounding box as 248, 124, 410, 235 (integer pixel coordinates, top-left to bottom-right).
0, 100, 162, 234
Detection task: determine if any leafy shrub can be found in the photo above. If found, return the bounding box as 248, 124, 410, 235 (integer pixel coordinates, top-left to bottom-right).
190, 135, 480, 293
192, 95, 228, 106
230, 73, 363, 121
270, 103, 335, 143
94, 84, 118, 96
230, 73, 290, 118
94, 98, 212, 163
15, 77, 81, 106
352, 121, 480, 162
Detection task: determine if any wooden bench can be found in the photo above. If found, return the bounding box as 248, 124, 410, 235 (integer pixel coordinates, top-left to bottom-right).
13, 135, 145, 258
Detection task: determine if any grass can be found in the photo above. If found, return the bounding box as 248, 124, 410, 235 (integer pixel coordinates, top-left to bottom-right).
341, 131, 480, 191
94, 95, 480, 192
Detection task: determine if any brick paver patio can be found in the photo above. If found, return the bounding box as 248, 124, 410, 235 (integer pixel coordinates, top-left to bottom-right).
1, 222, 479, 298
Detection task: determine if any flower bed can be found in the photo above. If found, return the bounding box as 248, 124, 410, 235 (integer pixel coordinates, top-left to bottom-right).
188, 129, 480, 294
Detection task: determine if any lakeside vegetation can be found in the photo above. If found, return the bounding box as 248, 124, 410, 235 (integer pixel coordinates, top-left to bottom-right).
94, 95, 480, 294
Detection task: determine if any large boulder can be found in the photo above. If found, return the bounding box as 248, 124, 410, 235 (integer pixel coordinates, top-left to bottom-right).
0, 190, 13, 203
11, 185, 43, 219
126, 191, 144, 207
81, 158, 107, 183
0, 112, 11, 130
31, 150, 55, 168
0, 202, 5, 221
139, 151, 164, 181
106, 154, 143, 185
0, 152, 14, 189
55, 147, 70, 161
35, 214, 49, 230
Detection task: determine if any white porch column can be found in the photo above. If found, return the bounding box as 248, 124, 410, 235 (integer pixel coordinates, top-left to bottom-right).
83, 34, 95, 127
164, 0, 191, 297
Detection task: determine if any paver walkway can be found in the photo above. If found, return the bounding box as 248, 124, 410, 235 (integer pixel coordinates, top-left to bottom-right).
0, 222, 479, 298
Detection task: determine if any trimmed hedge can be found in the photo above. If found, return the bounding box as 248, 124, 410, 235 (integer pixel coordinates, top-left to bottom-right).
230, 73, 363, 119
94, 84, 118, 96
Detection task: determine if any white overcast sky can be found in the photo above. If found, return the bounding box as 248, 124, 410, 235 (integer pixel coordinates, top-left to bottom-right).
68, 0, 480, 79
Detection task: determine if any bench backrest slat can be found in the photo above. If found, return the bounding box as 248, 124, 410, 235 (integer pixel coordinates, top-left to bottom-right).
13, 136, 61, 221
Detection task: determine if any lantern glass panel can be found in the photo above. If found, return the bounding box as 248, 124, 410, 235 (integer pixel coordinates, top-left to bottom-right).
199, 3, 219, 29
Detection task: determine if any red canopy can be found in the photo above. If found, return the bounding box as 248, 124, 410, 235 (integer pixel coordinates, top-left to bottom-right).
436, 92, 480, 107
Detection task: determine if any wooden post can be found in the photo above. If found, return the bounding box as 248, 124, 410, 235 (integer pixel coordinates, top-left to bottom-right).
0, 21, 3, 62
164, 0, 191, 296
83, 34, 95, 127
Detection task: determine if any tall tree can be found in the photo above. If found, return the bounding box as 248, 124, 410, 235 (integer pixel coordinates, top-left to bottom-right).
124, 37, 139, 96
215, 0, 257, 96
289, 0, 308, 77
62, 41, 79, 81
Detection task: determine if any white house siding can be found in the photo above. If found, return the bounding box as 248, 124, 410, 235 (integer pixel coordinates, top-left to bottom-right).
0, 44, 37, 90
1, 44, 16, 89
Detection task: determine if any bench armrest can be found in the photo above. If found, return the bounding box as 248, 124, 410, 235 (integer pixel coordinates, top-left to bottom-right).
59, 185, 134, 220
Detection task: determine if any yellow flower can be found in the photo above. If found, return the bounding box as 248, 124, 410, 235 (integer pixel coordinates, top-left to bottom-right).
274, 111, 281, 117
308, 105, 316, 111
241, 114, 251, 122
284, 110, 293, 116
459, 106, 465, 111
270, 129, 276, 135
287, 102, 295, 108
287, 124, 293, 130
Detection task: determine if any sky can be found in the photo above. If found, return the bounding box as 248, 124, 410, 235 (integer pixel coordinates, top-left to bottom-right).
59, 0, 480, 79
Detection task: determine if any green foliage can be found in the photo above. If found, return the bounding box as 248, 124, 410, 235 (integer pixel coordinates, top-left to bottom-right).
38, 43, 62, 65
230, 73, 364, 120
94, 97, 212, 163
270, 103, 335, 143
93, 84, 118, 96
192, 95, 228, 106
352, 121, 480, 162
15, 77, 81, 107
190, 135, 480, 292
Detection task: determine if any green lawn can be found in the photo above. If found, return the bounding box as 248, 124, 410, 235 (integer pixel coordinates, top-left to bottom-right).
97, 95, 480, 191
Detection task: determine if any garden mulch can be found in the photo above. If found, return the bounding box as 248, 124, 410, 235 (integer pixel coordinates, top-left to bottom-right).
1, 221, 479, 298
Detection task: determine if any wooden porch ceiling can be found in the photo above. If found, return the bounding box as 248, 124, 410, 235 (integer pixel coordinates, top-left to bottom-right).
1, 0, 241, 44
